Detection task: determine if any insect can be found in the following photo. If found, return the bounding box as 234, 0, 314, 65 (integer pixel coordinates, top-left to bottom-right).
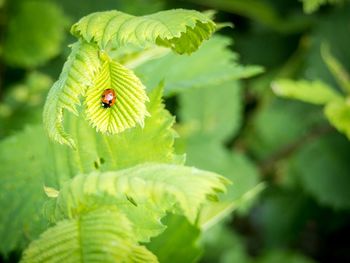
101, 89, 116, 108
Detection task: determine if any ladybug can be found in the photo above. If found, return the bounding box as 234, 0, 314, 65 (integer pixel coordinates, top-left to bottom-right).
101, 89, 116, 108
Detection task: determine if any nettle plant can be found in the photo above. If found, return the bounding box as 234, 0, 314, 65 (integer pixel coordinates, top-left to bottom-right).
0, 9, 239, 262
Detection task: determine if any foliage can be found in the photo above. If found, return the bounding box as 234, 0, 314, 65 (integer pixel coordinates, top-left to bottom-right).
0, 72, 52, 138
0, 85, 177, 253
43, 9, 217, 148
21, 209, 158, 263
273, 58, 350, 139
0, 3, 262, 261
300, 0, 347, 13
134, 36, 263, 95
22, 164, 227, 263
2, 0, 67, 67
1, 0, 350, 262
286, 133, 350, 209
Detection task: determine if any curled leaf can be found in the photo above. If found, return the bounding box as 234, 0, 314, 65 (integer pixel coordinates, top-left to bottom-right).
43, 9, 217, 147
43, 41, 101, 147
71, 9, 216, 54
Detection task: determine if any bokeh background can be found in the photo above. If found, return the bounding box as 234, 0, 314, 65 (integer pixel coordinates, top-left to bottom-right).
1, 0, 350, 262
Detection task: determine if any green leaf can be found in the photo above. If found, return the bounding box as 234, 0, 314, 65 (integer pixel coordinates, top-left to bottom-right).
21, 209, 158, 263
175, 78, 262, 227
179, 136, 261, 228
134, 36, 263, 95
43, 41, 102, 148
44, 8, 219, 147
0, 125, 51, 254
85, 59, 149, 134
324, 99, 350, 140
3, 0, 67, 67
178, 81, 242, 142
287, 133, 350, 209
49, 163, 229, 238
272, 79, 350, 140
0, 85, 177, 253
272, 79, 341, 105
59, 84, 179, 174
71, 9, 216, 54
146, 214, 202, 263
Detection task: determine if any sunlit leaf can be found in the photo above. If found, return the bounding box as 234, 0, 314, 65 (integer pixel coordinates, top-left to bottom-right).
49, 163, 229, 239
85, 59, 149, 134
21, 209, 158, 263
43, 41, 101, 148
71, 9, 216, 54
0, 85, 178, 253
272, 79, 341, 105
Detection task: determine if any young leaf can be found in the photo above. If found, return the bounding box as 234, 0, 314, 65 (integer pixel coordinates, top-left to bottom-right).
43, 41, 101, 148
59, 84, 179, 175
21, 209, 158, 263
0, 85, 177, 253
85, 59, 149, 134
71, 9, 216, 54
272, 79, 341, 105
49, 163, 229, 239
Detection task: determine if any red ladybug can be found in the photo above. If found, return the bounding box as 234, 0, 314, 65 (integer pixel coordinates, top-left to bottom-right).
101, 89, 116, 108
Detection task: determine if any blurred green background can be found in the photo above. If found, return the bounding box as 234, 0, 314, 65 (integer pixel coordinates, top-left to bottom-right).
1, 0, 350, 262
